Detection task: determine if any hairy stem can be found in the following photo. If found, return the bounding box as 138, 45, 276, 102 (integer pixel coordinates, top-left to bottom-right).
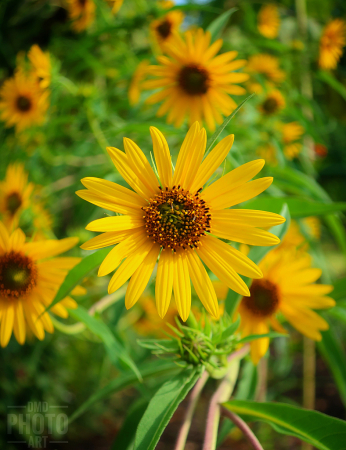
302, 336, 316, 450
174, 369, 209, 450
203, 345, 250, 450
221, 407, 264, 450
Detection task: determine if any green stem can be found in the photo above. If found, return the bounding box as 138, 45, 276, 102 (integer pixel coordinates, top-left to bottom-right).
86, 107, 111, 157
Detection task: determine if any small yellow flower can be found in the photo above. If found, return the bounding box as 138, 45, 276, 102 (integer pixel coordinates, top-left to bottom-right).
67, 0, 96, 32
257, 4, 280, 39
246, 54, 285, 83
259, 89, 285, 116
319, 19, 346, 70
77, 122, 285, 321
237, 247, 334, 364
281, 121, 304, 160
150, 10, 184, 50
107, 0, 124, 14
128, 60, 150, 105
0, 222, 83, 347
28, 45, 51, 89
141, 28, 249, 131
0, 163, 34, 229
256, 143, 277, 166
0, 70, 49, 132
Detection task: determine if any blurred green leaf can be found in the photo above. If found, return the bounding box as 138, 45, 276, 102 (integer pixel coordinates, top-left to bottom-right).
331, 277, 346, 302
238, 332, 286, 344
317, 323, 346, 407
69, 359, 179, 423
222, 400, 346, 449
47, 248, 111, 312
245, 197, 346, 218
134, 366, 202, 450
220, 316, 241, 342
318, 70, 346, 101
206, 8, 238, 41
69, 306, 140, 379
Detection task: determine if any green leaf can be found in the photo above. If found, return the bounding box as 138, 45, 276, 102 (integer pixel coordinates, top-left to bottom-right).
317, 323, 346, 407
134, 366, 202, 450
47, 247, 110, 312
237, 332, 286, 344
112, 398, 149, 450
205, 94, 255, 156
318, 70, 346, 101
222, 400, 346, 450
69, 359, 179, 423
245, 197, 346, 218
331, 277, 346, 302
206, 8, 238, 41
68, 306, 140, 379
220, 316, 241, 342
225, 204, 291, 316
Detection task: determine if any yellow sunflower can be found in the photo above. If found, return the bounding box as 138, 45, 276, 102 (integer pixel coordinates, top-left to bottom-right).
0, 163, 33, 229
150, 10, 184, 50
0, 222, 83, 347
246, 54, 285, 84
107, 0, 124, 14
319, 19, 346, 70
28, 45, 51, 90
129, 60, 150, 105
141, 28, 249, 131
280, 121, 304, 160
66, 0, 96, 32
237, 247, 334, 364
77, 122, 285, 321
0, 70, 49, 132
259, 89, 285, 116
257, 4, 280, 39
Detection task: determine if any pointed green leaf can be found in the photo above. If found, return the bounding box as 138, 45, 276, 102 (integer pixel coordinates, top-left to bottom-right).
237, 332, 287, 344
207, 8, 238, 41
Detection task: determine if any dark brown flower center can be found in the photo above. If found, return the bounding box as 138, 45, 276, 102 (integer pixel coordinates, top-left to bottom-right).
6, 192, 22, 215
262, 97, 279, 114
16, 96, 32, 112
156, 19, 172, 39
242, 279, 279, 317
79, 0, 87, 6
178, 65, 209, 96
142, 186, 210, 251
0, 252, 37, 299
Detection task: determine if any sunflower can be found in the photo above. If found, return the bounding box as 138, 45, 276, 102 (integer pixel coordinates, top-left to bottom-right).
28, 45, 51, 90
107, 0, 124, 14
150, 10, 184, 50
0, 222, 83, 347
77, 123, 285, 321
0, 163, 33, 229
66, 0, 96, 32
319, 19, 346, 70
257, 4, 280, 39
237, 247, 334, 364
141, 28, 249, 131
0, 70, 49, 132
259, 89, 285, 116
129, 60, 150, 105
280, 121, 304, 160
246, 54, 285, 84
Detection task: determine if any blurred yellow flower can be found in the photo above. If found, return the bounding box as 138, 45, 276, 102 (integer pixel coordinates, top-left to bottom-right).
28, 44, 51, 89
246, 54, 285, 83
302, 216, 321, 240
319, 19, 346, 70
237, 247, 334, 364
141, 28, 249, 131
259, 89, 285, 116
107, 0, 124, 14
0, 222, 82, 347
280, 121, 304, 160
0, 70, 49, 132
0, 163, 33, 230
67, 0, 96, 32
128, 60, 150, 105
150, 10, 184, 50
257, 4, 280, 39
77, 122, 284, 321
256, 143, 277, 166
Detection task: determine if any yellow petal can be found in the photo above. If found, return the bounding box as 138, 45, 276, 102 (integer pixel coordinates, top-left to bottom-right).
0, 303, 14, 347
8, 228, 26, 252
186, 251, 219, 318
172, 122, 200, 187
98, 230, 146, 276
86, 215, 144, 232
210, 223, 280, 246
13, 301, 26, 345
23, 237, 79, 260
108, 238, 154, 294
81, 230, 133, 250
76, 190, 143, 215
172, 252, 191, 322
190, 134, 234, 192
212, 209, 286, 228
40, 257, 81, 270
155, 250, 174, 318
201, 159, 265, 206
0, 221, 10, 253
125, 245, 160, 309
150, 127, 173, 188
